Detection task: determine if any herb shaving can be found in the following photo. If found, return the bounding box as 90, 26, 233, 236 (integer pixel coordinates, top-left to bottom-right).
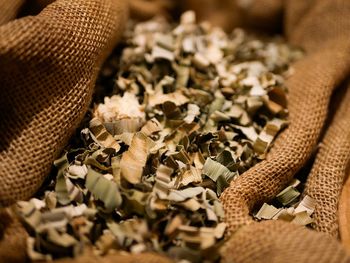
16, 11, 302, 262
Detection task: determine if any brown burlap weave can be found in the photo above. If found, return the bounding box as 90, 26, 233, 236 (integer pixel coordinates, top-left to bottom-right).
303, 81, 350, 238
221, 220, 350, 263
1, 0, 350, 262
0, 0, 25, 25
0, 0, 128, 205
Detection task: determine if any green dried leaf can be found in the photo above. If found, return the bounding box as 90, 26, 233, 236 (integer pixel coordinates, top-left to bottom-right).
67, 164, 88, 179
55, 173, 71, 206
85, 169, 122, 212
47, 228, 78, 248
276, 186, 300, 206
107, 219, 148, 245
89, 118, 121, 151
202, 158, 236, 195
294, 195, 316, 215
292, 211, 314, 226
104, 118, 143, 135
167, 187, 204, 202
184, 104, 200, 124
232, 125, 258, 142
38, 210, 70, 232
255, 203, 281, 220
178, 198, 202, 211
140, 118, 162, 135
17, 201, 42, 231
174, 166, 202, 188
27, 237, 52, 261
122, 189, 149, 216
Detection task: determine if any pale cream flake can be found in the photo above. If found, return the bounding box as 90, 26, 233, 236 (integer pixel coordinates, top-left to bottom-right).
94, 92, 145, 122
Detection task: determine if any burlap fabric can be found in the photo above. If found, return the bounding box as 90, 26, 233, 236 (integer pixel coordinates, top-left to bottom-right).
221, 220, 350, 263
0, 0, 25, 25
0, 208, 27, 263
303, 81, 350, 238
54, 251, 172, 263
1, 0, 350, 262
0, 0, 128, 205
340, 170, 350, 251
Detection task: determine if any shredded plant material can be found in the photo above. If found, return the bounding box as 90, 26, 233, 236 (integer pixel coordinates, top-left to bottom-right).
16, 11, 302, 262
254, 180, 316, 226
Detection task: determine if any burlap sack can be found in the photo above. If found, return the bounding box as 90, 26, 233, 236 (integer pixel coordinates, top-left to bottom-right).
221, 220, 350, 263
0, 0, 25, 25
340, 170, 350, 251
0, 208, 28, 262
1, 0, 350, 262
0, 0, 128, 205
303, 81, 350, 238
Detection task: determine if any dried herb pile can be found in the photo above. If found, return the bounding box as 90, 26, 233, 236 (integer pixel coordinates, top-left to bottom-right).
16, 11, 303, 262
254, 179, 316, 225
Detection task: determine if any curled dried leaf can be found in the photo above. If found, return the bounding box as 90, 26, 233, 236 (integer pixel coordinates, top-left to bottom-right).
120, 132, 155, 184
85, 169, 122, 212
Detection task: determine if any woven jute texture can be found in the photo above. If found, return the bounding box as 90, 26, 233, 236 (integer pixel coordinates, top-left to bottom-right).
221, 220, 350, 263
0, 208, 28, 263
303, 81, 350, 238
1, 0, 350, 262
0, 0, 25, 25
54, 251, 173, 263
0, 0, 128, 205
